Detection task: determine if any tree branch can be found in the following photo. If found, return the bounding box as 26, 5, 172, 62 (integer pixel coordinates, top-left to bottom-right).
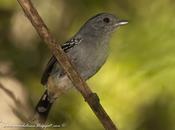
16, 0, 118, 130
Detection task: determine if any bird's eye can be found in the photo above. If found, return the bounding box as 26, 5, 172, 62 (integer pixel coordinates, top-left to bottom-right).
103, 17, 110, 23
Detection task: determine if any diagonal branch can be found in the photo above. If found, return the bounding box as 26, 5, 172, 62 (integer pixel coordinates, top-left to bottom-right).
16, 0, 118, 130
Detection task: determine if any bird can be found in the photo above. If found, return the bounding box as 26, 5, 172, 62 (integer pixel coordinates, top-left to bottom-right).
35, 12, 128, 122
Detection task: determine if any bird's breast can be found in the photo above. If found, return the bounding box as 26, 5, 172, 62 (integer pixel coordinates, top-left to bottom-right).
68, 38, 109, 80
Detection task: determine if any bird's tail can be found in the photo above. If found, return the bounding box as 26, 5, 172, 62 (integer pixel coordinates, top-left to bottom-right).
34, 90, 54, 123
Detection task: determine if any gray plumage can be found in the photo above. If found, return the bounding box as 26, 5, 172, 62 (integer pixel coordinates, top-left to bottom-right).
35, 13, 128, 121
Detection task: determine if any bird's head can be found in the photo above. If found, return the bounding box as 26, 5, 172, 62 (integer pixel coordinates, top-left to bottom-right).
83, 13, 128, 35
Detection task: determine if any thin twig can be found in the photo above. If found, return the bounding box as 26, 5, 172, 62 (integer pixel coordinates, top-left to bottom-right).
16, 0, 118, 130
0, 83, 28, 122
0, 82, 43, 130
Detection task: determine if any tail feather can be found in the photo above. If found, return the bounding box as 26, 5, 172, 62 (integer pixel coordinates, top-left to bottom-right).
35, 90, 54, 123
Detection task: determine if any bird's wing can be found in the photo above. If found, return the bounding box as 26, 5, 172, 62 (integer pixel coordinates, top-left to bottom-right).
41, 38, 82, 85
41, 56, 57, 85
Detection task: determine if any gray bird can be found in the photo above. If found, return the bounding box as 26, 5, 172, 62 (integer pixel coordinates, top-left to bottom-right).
35, 12, 128, 122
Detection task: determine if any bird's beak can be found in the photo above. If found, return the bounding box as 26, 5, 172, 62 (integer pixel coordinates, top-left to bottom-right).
114, 20, 128, 27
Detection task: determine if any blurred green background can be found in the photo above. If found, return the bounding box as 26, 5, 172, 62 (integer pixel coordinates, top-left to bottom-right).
0, 0, 175, 130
